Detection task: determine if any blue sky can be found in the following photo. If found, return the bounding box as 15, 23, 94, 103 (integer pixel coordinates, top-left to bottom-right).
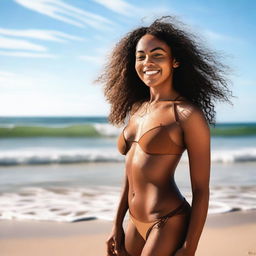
0, 0, 255, 122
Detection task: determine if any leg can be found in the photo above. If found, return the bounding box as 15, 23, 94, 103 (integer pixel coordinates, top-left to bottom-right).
124, 219, 146, 256
141, 213, 190, 256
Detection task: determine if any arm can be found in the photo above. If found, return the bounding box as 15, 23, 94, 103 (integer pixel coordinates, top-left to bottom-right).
106, 173, 129, 256
179, 105, 211, 255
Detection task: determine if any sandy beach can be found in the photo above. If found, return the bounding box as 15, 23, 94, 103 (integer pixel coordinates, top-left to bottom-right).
0, 210, 255, 256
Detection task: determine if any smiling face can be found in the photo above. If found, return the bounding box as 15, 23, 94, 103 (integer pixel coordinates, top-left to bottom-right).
135, 34, 179, 88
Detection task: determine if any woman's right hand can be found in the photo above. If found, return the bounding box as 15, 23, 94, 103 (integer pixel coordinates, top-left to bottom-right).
106, 226, 127, 256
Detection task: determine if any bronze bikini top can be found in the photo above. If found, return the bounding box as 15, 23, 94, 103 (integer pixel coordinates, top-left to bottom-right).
117, 97, 186, 156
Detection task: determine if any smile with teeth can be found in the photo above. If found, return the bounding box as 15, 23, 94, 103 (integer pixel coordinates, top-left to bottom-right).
144, 70, 160, 75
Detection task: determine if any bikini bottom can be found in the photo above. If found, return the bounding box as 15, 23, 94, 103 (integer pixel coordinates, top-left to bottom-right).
129, 197, 191, 241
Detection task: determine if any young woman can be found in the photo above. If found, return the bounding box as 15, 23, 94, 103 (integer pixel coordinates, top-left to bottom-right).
97, 16, 232, 256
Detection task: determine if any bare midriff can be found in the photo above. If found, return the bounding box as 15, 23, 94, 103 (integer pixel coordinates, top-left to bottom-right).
126, 144, 185, 222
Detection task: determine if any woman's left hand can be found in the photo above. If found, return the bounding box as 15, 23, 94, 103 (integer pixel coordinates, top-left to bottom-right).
174, 247, 195, 256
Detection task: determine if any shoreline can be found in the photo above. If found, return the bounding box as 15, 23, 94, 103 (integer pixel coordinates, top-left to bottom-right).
0, 210, 255, 256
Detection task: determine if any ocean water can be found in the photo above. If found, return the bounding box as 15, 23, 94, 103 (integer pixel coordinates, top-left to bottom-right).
0, 117, 255, 222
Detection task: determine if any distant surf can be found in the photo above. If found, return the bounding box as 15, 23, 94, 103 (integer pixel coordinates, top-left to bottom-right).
0, 117, 256, 137
1, 117, 256, 165
0, 147, 256, 165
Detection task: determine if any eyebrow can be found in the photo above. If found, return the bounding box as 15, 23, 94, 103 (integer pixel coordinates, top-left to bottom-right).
136, 47, 166, 53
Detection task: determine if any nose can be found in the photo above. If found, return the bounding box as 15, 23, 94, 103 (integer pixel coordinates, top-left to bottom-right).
143, 55, 155, 65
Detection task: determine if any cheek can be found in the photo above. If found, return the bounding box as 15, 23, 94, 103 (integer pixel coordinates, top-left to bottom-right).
161, 61, 172, 74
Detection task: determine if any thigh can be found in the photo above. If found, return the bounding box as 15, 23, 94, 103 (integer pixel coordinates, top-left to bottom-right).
124, 219, 146, 256
141, 214, 190, 256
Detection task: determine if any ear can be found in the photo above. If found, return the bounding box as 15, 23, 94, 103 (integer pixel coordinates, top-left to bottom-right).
172, 59, 180, 68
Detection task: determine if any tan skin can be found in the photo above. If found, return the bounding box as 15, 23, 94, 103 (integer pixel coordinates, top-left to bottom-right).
106, 34, 210, 256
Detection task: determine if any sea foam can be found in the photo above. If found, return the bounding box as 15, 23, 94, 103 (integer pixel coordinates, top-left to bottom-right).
0, 185, 255, 222
1, 147, 256, 165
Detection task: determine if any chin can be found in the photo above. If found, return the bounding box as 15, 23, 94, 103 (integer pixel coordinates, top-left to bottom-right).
143, 80, 161, 87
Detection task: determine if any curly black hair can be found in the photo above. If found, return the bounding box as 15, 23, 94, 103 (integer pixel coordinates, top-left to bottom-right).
96, 16, 233, 126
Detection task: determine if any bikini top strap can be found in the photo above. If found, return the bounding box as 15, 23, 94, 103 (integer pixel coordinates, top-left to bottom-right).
173, 102, 179, 123
173, 95, 185, 123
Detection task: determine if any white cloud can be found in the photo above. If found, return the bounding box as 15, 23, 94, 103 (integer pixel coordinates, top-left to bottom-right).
0, 28, 84, 58
0, 51, 56, 58
14, 0, 113, 30
92, 0, 139, 16
0, 28, 84, 42
0, 36, 46, 51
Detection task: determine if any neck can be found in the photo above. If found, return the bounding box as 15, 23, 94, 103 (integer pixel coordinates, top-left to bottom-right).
148, 81, 180, 103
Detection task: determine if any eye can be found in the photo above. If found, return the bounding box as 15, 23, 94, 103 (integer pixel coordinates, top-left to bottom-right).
136, 55, 145, 60
153, 53, 163, 57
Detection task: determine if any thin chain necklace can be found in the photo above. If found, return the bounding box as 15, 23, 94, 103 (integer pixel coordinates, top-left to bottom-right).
148, 95, 181, 103
146, 95, 181, 111
139, 95, 182, 117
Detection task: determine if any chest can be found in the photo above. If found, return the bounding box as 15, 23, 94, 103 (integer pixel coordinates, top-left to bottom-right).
123, 108, 185, 155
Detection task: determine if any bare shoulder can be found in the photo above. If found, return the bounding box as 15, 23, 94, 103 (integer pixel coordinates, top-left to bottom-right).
176, 99, 206, 123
